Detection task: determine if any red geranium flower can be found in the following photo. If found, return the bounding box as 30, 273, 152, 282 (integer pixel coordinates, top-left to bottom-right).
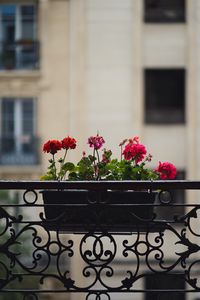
62, 136, 77, 150
155, 161, 177, 179
122, 142, 147, 163
43, 140, 62, 155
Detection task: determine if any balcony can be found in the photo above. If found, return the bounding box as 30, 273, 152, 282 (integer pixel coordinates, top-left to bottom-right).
0, 136, 40, 165
0, 180, 200, 299
0, 40, 39, 71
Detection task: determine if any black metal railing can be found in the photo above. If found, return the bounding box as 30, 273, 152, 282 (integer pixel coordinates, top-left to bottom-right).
0, 136, 40, 165
0, 41, 39, 70
0, 180, 200, 300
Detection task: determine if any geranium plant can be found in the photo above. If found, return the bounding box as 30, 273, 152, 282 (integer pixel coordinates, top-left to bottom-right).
41, 134, 176, 181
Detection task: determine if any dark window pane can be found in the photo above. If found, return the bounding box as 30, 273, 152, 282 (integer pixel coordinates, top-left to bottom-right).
21, 99, 34, 153
1, 46, 15, 69
2, 99, 14, 135
1, 99, 15, 152
1, 5, 15, 42
21, 5, 36, 40
145, 69, 185, 124
144, 0, 186, 23
21, 5, 35, 16
19, 45, 37, 69
0, 5, 16, 69
22, 99, 34, 135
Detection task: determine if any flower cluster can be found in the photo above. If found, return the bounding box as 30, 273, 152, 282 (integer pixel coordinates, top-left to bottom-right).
88, 134, 105, 150
41, 134, 176, 181
122, 140, 147, 163
43, 137, 77, 154
156, 161, 177, 180
43, 140, 62, 155
42, 136, 77, 180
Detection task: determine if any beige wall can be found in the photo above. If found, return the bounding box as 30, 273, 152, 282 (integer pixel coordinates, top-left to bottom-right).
67, 0, 200, 185
39, 0, 70, 170
67, 0, 189, 173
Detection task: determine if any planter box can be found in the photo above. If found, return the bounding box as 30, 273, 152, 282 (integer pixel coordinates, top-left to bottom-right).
41, 190, 158, 233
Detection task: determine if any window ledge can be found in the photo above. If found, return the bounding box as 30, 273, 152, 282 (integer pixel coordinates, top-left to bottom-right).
0, 165, 42, 175
0, 70, 41, 79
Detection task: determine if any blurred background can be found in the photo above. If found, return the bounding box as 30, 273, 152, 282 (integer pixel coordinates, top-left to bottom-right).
0, 0, 196, 182
0, 0, 199, 299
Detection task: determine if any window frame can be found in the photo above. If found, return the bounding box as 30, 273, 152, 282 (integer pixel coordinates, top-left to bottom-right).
1, 97, 36, 138
0, 97, 38, 165
0, 1, 38, 70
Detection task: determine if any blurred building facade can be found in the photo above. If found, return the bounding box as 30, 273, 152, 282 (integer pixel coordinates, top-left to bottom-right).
0, 0, 199, 182
0, 0, 199, 299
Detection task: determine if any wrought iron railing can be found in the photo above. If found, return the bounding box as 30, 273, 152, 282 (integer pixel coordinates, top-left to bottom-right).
0, 41, 39, 70
0, 180, 200, 300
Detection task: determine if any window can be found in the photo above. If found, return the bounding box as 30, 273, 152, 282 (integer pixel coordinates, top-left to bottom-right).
0, 3, 38, 70
144, 69, 185, 124
145, 273, 185, 300
144, 0, 186, 23
0, 98, 39, 165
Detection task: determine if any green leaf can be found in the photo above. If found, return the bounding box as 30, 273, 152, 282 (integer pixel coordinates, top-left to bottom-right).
78, 157, 93, 168
68, 172, 78, 180
88, 155, 96, 162
62, 162, 75, 171
40, 174, 56, 180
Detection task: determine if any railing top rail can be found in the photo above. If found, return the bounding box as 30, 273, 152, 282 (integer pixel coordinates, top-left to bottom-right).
0, 180, 200, 190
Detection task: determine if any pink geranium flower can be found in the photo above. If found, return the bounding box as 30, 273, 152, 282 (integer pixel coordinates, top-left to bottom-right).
88, 134, 105, 150
155, 161, 177, 179
122, 142, 147, 163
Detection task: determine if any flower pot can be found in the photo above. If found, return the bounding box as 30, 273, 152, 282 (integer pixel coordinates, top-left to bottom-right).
41, 190, 159, 233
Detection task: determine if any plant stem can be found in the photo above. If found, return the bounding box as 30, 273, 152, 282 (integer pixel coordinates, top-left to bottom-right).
63, 149, 68, 164
96, 149, 100, 164
96, 149, 100, 180
60, 149, 68, 180
92, 148, 96, 178
52, 154, 57, 179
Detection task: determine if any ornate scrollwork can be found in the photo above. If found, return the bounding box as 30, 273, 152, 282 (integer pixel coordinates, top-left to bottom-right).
86, 292, 111, 300
80, 233, 116, 267
23, 190, 38, 205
